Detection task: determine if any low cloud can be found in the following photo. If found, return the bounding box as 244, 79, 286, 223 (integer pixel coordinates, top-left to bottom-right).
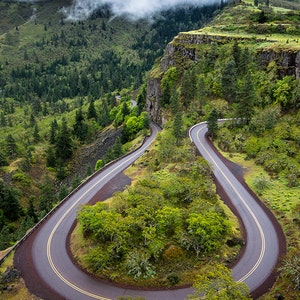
62, 0, 224, 21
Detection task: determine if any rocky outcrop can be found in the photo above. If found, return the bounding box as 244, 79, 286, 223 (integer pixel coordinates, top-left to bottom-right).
146, 32, 300, 124
146, 76, 164, 125
162, 33, 300, 78
258, 48, 300, 79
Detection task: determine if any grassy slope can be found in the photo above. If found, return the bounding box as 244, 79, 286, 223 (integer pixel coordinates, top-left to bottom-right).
186, 0, 300, 50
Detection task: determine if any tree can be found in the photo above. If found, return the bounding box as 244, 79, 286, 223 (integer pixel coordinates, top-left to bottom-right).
46, 146, 56, 167
181, 68, 197, 108
173, 112, 184, 145
0, 150, 8, 167
5, 134, 17, 159
95, 159, 105, 171
232, 40, 241, 72
73, 108, 87, 141
0, 225, 11, 250
0, 179, 21, 221
207, 108, 218, 140
87, 98, 97, 119
221, 59, 237, 103
258, 11, 267, 23
190, 263, 251, 300
185, 211, 229, 255
55, 117, 73, 160
27, 196, 38, 223
273, 76, 295, 110
98, 99, 111, 127
33, 124, 40, 143
236, 73, 255, 124
49, 119, 58, 144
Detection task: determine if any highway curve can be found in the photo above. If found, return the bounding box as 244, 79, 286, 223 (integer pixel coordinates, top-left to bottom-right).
14, 121, 285, 300
189, 122, 285, 298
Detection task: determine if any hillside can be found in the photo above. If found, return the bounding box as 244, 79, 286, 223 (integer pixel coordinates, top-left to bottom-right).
0, 0, 299, 298
146, 0, 300, 299
0, 0, 222, 258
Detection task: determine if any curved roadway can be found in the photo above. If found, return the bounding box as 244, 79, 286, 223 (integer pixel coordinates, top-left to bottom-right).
15, 121, 284, 299
189, 122, 284, 297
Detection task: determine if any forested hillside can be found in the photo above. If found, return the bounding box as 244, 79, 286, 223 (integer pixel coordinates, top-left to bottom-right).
146, 0, 300, 298
0, 0, 299, 298
0, 0, 222, 253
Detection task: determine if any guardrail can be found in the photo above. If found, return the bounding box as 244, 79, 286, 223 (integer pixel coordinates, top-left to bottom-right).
0, 124, 158, 267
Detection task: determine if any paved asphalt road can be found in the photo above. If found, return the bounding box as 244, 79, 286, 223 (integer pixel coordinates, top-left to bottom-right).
15, 121, 284, 299
189, 122, 284, 296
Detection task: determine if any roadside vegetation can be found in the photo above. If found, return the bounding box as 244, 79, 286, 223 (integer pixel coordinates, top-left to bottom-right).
71, 124, 243, 288
0, 0, 220, 251
150, 0, 299, 298
0, 0, 299, 299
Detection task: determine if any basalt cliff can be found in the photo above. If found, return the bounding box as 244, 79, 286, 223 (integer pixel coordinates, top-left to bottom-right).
146, 32, 300, 126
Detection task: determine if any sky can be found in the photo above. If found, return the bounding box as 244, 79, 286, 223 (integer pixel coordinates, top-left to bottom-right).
61, 0, 224, 20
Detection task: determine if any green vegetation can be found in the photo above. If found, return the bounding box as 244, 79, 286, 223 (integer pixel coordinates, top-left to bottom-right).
71, 126, 241, 287
0, 1, 221, 250
150, 0, 299, 297
1, 0, 300, 298
190, 263, 251, 300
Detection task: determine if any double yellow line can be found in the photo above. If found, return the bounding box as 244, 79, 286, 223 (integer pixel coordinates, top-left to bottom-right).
190, 122, 266, 283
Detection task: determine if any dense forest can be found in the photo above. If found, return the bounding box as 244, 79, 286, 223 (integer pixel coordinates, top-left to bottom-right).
146, 0, 300, 298
0, 0, 222, 252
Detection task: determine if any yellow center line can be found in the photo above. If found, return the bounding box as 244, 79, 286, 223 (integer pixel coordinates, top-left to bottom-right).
192, 123, 266, 283
46, 126, 159, 299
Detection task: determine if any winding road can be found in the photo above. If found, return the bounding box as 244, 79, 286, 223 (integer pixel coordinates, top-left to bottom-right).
14, 121, 285, 300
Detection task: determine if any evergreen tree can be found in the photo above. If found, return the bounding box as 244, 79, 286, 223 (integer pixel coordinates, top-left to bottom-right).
232, 40, 241, 70
121, 100, 130, 118
181, 69, 197, 108
87, 98, 97, 119
58, 184, 69, 201
0, 225, 11, 250
221, 59, 238, 104
33, 124, 40, 143
170, 90, 179, 115
207, 109, 219, 140
27, 196, 38, 223
98, 99, 110, 127
30, 113, 36, 128
73, 108, 87, 141
137, 84, 147, 115
196, 76, 208, 108
0, 112, 6, 127
55, 117, 73, 160
0, 179, 21, 221
5, 134, 17, 159
0, 151, 8, 167
49, 119, 58, 144
236, 73, 256, 124
161, 80, 171, 107
46, 146, 56, 167
173, 112, 184, 145
38, 175, 56, 212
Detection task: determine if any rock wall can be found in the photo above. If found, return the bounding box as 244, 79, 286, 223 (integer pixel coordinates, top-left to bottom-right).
146, 77, 163, 125
258, 48, 300, 79
146, 33, 300, 125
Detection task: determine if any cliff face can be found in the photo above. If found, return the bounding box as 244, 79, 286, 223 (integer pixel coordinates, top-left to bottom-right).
146, 32, 300, 125
146, 77, 163, 125
162, 33, 300, 78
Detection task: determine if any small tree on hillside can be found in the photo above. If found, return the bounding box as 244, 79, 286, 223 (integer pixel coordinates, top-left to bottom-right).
207, 108, 219, 140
